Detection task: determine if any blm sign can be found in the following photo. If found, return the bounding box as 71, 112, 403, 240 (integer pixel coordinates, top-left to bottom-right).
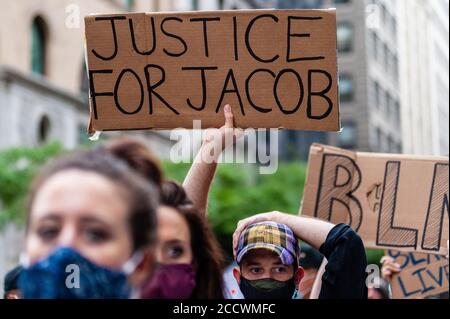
302, 144, 449, 255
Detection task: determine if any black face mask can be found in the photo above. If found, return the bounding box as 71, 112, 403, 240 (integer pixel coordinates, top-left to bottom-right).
239, 277, 297, 299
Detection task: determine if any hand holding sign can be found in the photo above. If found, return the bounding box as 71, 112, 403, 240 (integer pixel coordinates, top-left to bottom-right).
380, 256, 401, 280
202, 104, 244, 155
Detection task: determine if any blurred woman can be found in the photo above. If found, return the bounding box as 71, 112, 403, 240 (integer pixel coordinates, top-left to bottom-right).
142, 181, 225, 299
105, 140, 225, 299
19, 146, 159, 299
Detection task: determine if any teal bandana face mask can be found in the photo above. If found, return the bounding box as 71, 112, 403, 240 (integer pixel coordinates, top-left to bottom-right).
239, 277, 297, 299
19, 247, 141, 299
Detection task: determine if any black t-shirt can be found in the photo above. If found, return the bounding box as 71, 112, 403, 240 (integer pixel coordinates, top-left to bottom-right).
318, 224, 368, 299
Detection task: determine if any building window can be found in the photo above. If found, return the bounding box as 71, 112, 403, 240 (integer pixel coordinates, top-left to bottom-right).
381, 3, 388, 25
394, 101, 400, 124
388, 51, 399, 80
31, 16, 47, 75
339, 74, 355, 103
80, 62, 89, 103
383, 44, 389, 69
376, 127, 383, 151
384, 91, 390, 116
337, 22, 354, 53
193, 0, 199, 10
78, 124, 90, 145
338, 122, 358, 149
123, 0, 134, 11
393, 56, 399, 80
390, 15, 397, 39
373, 81, 381, 109
38, 115, 51, 145
386, 50, 392, 71
281, 0, 325, 8
373, 80, 380, 108
374, 32, 380, 61
369, 31, 376, 58
387, 135, 395, 153
385, 91, 391, 116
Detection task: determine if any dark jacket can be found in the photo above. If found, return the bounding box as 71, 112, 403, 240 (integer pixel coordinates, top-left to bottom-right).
318, 224, 368, 299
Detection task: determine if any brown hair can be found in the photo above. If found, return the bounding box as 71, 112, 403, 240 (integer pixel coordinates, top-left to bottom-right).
27, 146, 159, 251
161, 181, 225, 299
104, 138, 163, 187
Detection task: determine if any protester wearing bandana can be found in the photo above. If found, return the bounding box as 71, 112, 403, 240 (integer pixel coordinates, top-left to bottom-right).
231, 212, 368, 299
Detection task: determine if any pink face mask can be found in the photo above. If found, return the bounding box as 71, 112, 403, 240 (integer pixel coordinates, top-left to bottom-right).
140, 263, 196, 299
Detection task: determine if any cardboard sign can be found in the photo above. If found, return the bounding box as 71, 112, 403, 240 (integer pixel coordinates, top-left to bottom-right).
84, 10, 340, 133
386, 250, 449, 299
301, 144, 449, 255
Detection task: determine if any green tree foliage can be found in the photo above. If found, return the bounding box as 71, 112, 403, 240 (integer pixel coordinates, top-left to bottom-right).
0, 143, 63, 229
0, 144, 383, 264
366, 249, 385, 267
163, 161, 308, 257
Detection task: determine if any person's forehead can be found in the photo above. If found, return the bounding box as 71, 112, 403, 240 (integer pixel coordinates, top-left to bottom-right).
30, 170, 129, 224
157, 206, 190, 241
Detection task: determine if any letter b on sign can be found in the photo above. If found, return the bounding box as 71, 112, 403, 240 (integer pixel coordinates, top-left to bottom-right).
314, 154, 363, 231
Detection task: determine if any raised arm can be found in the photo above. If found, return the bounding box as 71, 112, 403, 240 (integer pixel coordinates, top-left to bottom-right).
183, 105, 243, 218
233, 212, 368, 299
232, 212, 335, 253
